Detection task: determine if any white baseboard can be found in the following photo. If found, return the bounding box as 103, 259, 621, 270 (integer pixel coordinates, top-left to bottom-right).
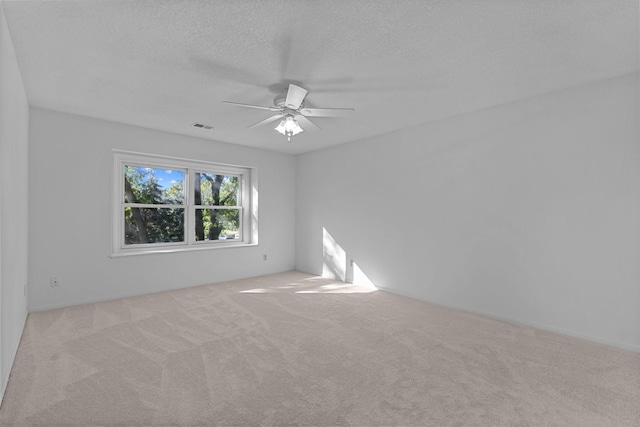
376, 285, 640, 354
0, 311, 27, 408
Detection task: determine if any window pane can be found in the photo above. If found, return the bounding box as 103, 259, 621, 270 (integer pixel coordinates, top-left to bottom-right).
124, 165, 185, 205
194, 173, 238, 206
124, 207, 184, 244
194, 208, 240, 241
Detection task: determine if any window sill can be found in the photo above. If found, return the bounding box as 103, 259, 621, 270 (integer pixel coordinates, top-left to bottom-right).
110, 242, 259, 258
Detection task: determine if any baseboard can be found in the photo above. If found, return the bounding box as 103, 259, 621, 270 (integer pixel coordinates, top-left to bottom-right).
29, 268, 298, 312
0, 311, 28, 408
375, 285, 640, 354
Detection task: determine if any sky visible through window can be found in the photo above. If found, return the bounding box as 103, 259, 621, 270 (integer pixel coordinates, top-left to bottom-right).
141, 167, 184, 191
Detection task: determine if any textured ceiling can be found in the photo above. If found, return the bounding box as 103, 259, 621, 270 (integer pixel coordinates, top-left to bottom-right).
3, 0, 638, 154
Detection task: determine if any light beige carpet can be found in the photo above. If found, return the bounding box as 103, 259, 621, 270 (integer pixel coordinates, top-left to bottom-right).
1, 271, 638, 426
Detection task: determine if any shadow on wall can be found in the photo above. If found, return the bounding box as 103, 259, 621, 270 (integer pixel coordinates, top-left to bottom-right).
323, 227, 346, 281
237, 228, 376, 295
323, 227, 376, 290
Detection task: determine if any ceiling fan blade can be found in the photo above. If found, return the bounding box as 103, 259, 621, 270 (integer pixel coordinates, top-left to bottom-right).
191, 56, 266, 87
295, 115, 320, 132
223, 101, 280, 111
300, 107, 355, 118
248, 114, 284, 129
278, 35, 293, 79
285, 84, 308, 109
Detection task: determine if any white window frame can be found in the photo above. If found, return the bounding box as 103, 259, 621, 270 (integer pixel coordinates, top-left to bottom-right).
112, 150, 258, 257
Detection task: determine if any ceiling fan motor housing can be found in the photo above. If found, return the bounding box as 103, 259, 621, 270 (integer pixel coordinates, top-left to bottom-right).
274, 93, 303, 109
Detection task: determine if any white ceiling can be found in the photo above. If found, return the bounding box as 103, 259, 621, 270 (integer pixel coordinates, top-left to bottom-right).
3, 0, 638, 154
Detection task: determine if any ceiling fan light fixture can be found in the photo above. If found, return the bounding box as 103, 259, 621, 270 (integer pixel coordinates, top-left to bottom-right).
224, 83, 353, 142
275, 115, 303, 141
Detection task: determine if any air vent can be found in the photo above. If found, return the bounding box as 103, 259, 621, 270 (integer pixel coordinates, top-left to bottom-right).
192, 123, 214, 131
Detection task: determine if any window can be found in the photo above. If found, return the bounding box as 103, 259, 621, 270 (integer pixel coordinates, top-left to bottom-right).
113, 151, 257, 256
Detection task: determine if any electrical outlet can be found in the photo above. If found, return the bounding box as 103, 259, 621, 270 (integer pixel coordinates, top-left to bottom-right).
263, 254, 268, 261
50, 277, 59, 287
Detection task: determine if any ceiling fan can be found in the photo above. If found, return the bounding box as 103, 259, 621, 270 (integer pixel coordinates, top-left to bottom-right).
223, 83, 355, 141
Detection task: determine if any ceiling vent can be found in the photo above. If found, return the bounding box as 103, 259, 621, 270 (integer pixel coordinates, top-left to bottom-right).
192, 123, 214, 131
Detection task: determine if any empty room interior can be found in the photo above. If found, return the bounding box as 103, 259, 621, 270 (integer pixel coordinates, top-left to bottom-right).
0, 1, 639, 425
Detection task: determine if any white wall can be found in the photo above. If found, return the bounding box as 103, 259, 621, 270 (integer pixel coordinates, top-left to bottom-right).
0, 3, 29, 402
296, 73, 640, 352
28, 108, 296, 310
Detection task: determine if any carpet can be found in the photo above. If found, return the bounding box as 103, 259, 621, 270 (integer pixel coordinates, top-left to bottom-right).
1, 271, 638, 426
